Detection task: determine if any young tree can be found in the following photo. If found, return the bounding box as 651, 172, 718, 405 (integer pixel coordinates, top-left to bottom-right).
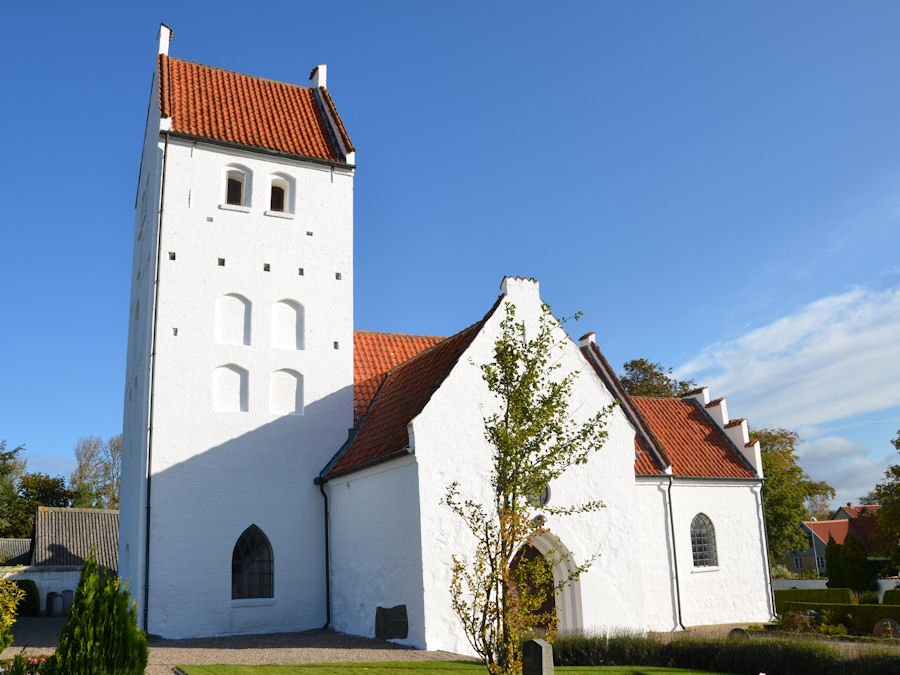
444, 304, 613, 675
825, 535, 845, 589
750, 427, 835, 562
618, 358, 696, 398
70, 434, 122, 509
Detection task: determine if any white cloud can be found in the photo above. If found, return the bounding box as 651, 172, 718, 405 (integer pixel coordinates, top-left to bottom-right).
797, 436, 894, 508
676, 286, 900, 429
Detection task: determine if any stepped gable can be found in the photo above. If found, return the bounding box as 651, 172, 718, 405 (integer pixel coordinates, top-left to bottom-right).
158, 55, 349, 162
354, 331, 446, 424
631, 397, 756, 478
326, 299, 501, 479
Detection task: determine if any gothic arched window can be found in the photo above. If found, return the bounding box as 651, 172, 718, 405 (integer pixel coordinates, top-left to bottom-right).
690, 513, 718, 567
232, 525, 274, 599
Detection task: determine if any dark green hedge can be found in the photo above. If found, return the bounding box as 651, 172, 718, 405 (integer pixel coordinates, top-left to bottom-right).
883, 588, 900, 605
551, 632, 900, 675
784, 601, 900, 633
774, 587, 855, 614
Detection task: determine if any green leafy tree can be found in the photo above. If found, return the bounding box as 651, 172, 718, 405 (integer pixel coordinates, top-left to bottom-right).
7, 472, 74, 538
870, 430, 900, 570
618, 358, 696, 398
70, 435, 121, 509
444, 304, 613, 675
52, 555, 147, 674
750, 427, 835, 563
0, 440, 27, 537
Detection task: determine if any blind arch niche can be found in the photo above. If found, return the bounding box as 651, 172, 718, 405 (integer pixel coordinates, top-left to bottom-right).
270, 369, 303, 415
271, 300, 304, 350
213, 364, 249, 412
215, 294, 251, 346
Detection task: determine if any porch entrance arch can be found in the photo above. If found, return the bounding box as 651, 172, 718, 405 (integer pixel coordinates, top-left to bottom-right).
512, 532, 584, 634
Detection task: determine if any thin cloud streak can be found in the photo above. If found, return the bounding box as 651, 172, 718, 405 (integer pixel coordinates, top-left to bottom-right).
676, 286, 900, 429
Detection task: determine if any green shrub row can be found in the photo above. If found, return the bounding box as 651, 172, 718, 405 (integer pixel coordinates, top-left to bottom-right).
883, 588, 900, 605
783, 601, 900, 633
551, 631, 900, 675
774, 587, 855, 614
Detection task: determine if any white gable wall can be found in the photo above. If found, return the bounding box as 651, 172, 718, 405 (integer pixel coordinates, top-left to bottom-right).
409, 283, 656, 653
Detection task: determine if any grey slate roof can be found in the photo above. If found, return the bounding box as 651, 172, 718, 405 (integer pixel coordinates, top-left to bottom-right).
32, 507, 118, 572
0, 538, 31, 565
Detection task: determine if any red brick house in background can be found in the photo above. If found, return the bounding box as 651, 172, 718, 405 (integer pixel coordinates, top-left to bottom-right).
785, 503, 884, 575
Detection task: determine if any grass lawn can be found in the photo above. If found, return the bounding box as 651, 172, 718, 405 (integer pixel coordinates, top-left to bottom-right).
178, 663, 734, 674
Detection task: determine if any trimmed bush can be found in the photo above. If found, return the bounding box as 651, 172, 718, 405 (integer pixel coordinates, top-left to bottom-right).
51, 556, 147, 675
883, 588, 900, 605
774, 587, 855, 614
13, 579, 41, 617
784, 601, 900, 634
552, 631, 900, 674
859, 590, 880, 605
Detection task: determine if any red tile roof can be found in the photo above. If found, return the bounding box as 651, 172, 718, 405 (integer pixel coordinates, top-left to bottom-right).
634, 436, 664, 475
326, 308, 499, 478
631, 397, 756, 478
805, 519, 855, 546
158, 55, 350, 162
836, 504, 881, 519
353, 331, 446, 424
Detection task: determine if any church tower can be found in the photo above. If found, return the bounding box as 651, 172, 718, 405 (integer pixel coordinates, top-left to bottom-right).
119, 25, 355, 637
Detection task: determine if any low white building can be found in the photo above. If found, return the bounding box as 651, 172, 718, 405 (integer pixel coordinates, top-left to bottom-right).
119, 25, 775, 652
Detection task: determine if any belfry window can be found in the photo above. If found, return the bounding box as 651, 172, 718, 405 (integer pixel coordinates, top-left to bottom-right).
232, 525, 273, 599
266, 175, 294, 217
270, 185, 285, 212
223, 167, 250, 208
690, 513, 718, 567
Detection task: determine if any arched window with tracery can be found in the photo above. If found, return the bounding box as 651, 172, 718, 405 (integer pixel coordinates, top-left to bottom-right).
232, 525, 273, 599
690, 513, 718, 567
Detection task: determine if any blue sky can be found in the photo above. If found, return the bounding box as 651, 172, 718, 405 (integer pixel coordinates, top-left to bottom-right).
1, 1, 898, 508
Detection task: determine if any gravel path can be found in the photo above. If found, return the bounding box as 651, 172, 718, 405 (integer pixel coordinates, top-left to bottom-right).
2, 618, 475, 675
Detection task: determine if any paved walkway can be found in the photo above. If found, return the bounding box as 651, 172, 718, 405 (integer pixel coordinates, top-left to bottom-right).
2, 618, 473, 675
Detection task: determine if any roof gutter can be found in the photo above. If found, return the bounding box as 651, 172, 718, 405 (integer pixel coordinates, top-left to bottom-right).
758, 482, 778, 621
165, 132, 355, 170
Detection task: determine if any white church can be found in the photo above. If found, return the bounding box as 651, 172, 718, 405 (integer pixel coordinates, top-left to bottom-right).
119, 25, 776, 654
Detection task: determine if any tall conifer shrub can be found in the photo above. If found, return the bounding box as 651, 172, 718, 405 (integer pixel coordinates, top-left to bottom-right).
51, 555, 147, 675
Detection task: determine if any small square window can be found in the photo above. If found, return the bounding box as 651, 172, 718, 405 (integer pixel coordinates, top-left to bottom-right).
263, 263, 271, 272
218, 258, 225, 267
335, 272, 342, 280
207, 217, 214, 222
298, 268, 304, 276
306, 231, 313, 237
168, 252, 176, 261
333, 341, 340, 350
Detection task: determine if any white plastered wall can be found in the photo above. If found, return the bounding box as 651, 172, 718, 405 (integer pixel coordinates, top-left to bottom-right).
667, 479, 774, 626
123, 128, 355, 637
119, 67, 165, 621
326, 455, 427, 647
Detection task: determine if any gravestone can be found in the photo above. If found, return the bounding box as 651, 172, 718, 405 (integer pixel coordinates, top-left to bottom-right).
375, 604, 408, 639
523, 638, 554, 675
728, 627, 750, 640
873, 617, 900, 638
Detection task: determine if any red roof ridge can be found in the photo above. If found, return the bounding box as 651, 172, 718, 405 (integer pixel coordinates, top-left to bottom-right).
355, 329, 446, 340
724, 418, 746, 428
706, 397, 724, 407
682, 386, 707, 397
165, 55, 318, 93
745, 439, 759, 447
318, 86, 355, 153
